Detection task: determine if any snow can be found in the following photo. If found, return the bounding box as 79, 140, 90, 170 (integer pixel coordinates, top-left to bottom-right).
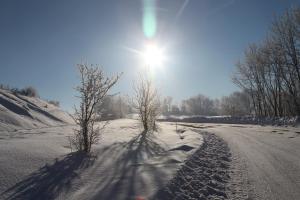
153, 131, 231, 200
0, 119, 203, 200
0, 89, 73, 132
2, 89, 299, 199
185, 123, 300, 200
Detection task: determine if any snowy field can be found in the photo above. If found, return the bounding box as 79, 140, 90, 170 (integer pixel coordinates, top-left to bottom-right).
0, 119, 203, 200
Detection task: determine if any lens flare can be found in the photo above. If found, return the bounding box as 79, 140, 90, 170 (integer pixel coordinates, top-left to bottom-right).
143, 0, 156, 38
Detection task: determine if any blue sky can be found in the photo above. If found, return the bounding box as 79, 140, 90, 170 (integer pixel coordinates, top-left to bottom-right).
0, 0, 299, 111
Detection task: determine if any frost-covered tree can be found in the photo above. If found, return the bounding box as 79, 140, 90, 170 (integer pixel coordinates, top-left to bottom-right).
71, 64, 121, 153
170, 104, 180, 115
96, 95, 132, 120
183, 94, 215, 116
233, 7, 300, 117
161, 96, 172, 115
220, 91, 252, 116
133, 74, 160, 131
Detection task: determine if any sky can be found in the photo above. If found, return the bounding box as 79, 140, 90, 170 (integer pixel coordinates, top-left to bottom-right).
0, 0, 299, 111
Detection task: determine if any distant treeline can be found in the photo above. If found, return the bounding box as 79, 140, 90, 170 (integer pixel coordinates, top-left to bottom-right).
91, 92, 251, 119
233, 7, 300, 117
161, 91, 251, 117
95, 95, 133, 120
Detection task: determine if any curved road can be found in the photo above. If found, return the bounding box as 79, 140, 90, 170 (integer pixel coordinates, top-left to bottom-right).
181, 123, 300, 200
207, 124, 300, 200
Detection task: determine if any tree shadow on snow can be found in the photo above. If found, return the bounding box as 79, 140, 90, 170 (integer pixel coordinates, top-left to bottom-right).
91, 130, 167, 200
2, 131, 168, 200
2, 151, 96, 200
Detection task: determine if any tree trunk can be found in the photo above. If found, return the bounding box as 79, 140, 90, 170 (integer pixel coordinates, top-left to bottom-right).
83, 123, 89, 152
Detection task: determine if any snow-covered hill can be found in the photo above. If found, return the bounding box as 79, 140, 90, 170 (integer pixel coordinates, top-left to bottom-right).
0, 89, 73, 131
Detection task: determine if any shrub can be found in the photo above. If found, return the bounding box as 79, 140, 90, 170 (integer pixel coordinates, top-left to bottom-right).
20, 86, 39, 97
71, 64, 121, 153
48, 100, 60, 107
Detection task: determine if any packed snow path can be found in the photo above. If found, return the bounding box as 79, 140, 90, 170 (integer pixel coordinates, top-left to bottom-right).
178, 123, 300, 200
153, 132, 231, 200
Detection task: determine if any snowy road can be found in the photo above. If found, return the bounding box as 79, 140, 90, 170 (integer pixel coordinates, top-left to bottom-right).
181, 123, 300, 200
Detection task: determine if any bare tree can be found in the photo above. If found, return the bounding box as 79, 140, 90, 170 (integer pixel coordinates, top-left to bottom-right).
233, 6, 300, 117
133, 74, 160, 132
170, 104, 180, 115
161, 96, 173, 115
71, 64, 121, 153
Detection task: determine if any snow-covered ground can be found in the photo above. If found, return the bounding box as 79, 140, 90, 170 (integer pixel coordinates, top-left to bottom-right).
1, 90, 299, 200
0, 119, 202, 200
153, 131, 231, 200
175, 123, 300, 200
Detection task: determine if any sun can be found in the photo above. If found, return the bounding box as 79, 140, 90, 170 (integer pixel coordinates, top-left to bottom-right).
143, 43, 165, 67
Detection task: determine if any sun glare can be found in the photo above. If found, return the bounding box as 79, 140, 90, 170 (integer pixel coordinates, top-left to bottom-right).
143, 44, 165, 67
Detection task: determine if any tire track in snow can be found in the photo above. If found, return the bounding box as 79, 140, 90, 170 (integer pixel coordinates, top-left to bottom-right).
152, 132, 231, 200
